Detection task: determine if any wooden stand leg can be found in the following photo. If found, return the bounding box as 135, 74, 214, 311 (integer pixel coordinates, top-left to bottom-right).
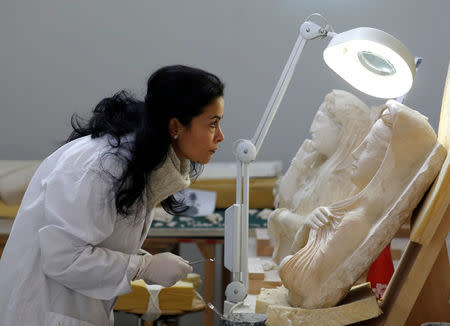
405, 241, 450, 324
362, 204, 450, 325
196, 241, 216, 326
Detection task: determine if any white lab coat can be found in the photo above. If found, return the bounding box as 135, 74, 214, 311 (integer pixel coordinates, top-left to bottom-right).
0, 135, 190, 326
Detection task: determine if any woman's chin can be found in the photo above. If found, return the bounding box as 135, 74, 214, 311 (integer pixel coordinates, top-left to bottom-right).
196, 156, 212, 165
202, 157, 212, 164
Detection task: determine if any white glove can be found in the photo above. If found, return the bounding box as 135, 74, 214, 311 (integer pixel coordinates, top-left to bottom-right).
305, 206, 333, 230
134, 252, 193, 287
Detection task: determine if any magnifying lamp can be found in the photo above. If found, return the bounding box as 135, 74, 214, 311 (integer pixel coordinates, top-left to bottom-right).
223, 14, 416, 314
324, 27, 415, 98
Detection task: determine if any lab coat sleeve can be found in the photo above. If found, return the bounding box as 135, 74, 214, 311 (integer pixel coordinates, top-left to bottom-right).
38, 168, 141, 300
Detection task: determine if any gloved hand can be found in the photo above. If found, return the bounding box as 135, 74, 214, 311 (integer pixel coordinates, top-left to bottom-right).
134, 252, 193, 287
305, 206, 333, 230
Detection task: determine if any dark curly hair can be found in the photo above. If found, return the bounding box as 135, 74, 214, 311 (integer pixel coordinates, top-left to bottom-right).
66, 65, 225, 218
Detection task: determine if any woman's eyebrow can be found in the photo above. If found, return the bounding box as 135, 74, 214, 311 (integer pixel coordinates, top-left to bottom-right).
210, 115, 223, 120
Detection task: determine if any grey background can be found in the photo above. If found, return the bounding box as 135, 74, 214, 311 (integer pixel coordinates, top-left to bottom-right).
1, 1, 449, 325
1, 0, 449, 169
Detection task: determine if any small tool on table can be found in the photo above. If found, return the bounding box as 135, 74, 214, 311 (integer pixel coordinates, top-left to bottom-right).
189, 258, 215, 265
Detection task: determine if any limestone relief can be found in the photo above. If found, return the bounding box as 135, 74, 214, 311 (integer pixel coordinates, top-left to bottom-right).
279, 100, 446, 309
268, 90, 373, 264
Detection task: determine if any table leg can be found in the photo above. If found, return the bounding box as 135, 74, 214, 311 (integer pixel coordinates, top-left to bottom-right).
196, 241, 216, 326
221, 244, 230, 305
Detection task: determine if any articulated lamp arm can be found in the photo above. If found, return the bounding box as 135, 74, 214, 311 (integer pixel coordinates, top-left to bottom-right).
223, 20, 335, 314
252, 20, 333, 153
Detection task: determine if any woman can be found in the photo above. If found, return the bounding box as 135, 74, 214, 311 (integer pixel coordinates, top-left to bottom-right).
280, 101, 446, 309
268, 90, 372, 264
0, 65, 225, 325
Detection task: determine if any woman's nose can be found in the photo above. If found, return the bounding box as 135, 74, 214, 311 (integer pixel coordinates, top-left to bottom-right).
216, 127, 224, 142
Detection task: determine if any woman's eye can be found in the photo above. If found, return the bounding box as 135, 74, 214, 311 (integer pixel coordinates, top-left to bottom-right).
210, 121, 218, 128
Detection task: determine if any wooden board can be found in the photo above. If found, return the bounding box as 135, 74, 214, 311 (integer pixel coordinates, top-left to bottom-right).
189, 177, 277, 209
405, 243, 450, 324
410, 61, 450, 245
248, 267, 282, 295
249, 257, 265, 280
376, 206, 450, 325
255, 228, 274, 257
0, 200, 19, 218
262, 283, 382, 326
114, 280, 195, 313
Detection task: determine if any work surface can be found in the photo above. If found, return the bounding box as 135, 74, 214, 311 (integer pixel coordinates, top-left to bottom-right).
148, 209, 269, 237
0, 209, 269, 237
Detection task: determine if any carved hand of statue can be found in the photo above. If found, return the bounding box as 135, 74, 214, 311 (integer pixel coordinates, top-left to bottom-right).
305, 206, 333, 229
289, 206, 334, 254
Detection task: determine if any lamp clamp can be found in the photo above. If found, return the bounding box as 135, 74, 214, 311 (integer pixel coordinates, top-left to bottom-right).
225, 281, 247, 303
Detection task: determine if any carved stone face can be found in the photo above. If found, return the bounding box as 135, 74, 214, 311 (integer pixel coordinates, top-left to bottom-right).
309, 106, 341, 157
350, 118, 391, 189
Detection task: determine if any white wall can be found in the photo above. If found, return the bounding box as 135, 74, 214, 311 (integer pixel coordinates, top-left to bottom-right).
1, 0, 449, 170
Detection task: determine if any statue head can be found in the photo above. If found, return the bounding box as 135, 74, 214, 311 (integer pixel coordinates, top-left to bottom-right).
309, 106, 341, 157
274, 90, 372, 212
350, 110, 392, 189
349, 100, 438, 203
310, 89, 371, 159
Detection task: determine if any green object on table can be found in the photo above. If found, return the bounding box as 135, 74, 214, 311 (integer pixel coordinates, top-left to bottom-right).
151, 209, 268, 229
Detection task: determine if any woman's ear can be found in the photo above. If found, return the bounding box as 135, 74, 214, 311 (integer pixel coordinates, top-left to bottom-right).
168, 118, 183, 139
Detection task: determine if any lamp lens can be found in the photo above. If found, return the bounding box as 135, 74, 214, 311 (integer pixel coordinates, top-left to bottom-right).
357, 51, 396, 76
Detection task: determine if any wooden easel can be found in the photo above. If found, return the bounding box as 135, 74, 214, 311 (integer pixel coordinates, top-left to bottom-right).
362, 61, 450, 325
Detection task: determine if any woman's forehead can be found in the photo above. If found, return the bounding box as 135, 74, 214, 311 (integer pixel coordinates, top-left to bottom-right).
201, 97, 224, 117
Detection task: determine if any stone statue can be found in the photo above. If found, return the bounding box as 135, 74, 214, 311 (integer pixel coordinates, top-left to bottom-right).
268, 90, 373, 264
280, 100, 446, 309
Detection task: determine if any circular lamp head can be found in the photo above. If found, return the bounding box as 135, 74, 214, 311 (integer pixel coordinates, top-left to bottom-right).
323, 27, 415, 99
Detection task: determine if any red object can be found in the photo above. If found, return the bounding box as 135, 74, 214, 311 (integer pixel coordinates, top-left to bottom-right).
366, 244, 395, 299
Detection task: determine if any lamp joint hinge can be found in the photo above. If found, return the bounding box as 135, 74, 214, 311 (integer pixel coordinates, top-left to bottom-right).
300, 21, 332, 40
